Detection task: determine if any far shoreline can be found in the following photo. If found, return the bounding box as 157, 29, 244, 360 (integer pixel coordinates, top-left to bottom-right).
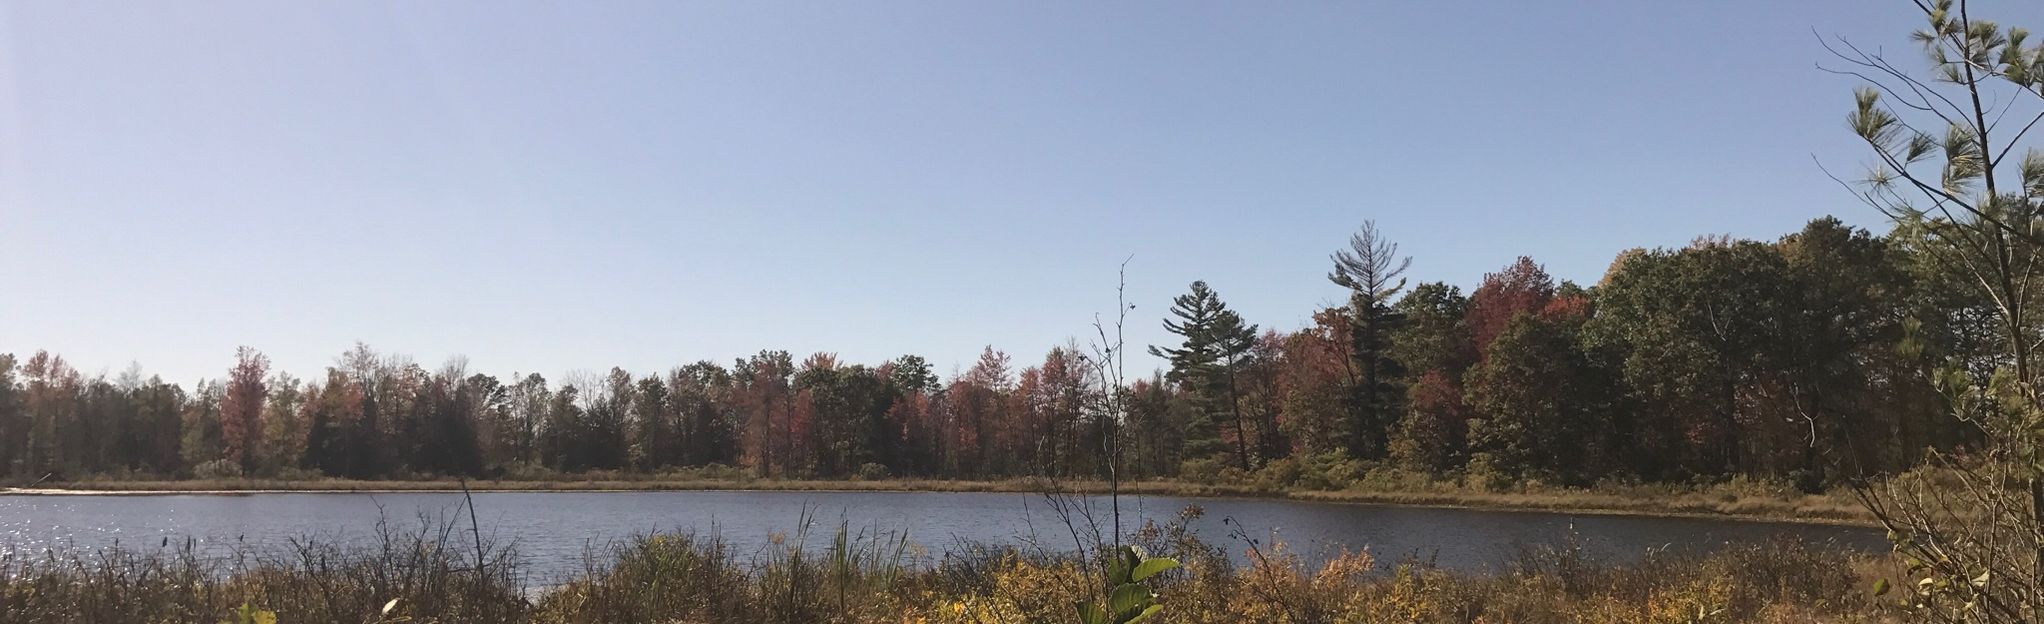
0, 477, 1880, 528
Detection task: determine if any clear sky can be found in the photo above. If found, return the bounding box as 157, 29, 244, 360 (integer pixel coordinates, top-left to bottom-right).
3, 1, 2036, 386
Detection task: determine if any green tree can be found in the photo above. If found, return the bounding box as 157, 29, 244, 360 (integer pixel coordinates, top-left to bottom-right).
300, 369, 359, 477
793, 356, 896, 477
412, 363, 484, 477
180, 381, 223, 474
1773, 218, 1923, 482
1385, 282, 1474, 475
669, 362, 737, 467
465, 373, 510, 471
1463, 299, 1614, 484
631, 375, 675, 470
260, 373, 306, 475
888, 355, 938, 394
1149, 281, 1259, 470
132, 376, 185, 475
1390, 282, 1472, 377
1587, 241, 1793, 478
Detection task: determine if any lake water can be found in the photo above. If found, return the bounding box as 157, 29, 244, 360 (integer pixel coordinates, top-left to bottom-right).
0, 491, 1886, 584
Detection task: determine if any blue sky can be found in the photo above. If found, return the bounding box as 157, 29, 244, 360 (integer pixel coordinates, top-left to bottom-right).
2, 1, 2033, 385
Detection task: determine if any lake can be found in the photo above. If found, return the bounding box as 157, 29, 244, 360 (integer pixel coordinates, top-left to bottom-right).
0, 491, 1886, 584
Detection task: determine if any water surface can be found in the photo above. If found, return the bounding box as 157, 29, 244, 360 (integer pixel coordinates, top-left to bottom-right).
0, 491, 1884, 584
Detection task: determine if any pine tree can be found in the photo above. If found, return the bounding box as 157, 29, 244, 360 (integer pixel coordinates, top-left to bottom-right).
1328, 221, 1410, 459
1149, 281, 1259, 469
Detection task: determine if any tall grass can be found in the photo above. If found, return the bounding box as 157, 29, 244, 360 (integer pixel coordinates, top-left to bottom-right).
0, 515, 525, 622
0, 507, 1888, 623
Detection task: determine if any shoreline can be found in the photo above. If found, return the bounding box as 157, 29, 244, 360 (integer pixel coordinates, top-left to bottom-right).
0, 477, 1880, 528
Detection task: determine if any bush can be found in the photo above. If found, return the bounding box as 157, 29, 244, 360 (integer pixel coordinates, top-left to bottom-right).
191, 459, 242, 480
855, 462, 891, 481
693, 462, 746, 481
1178, 457, 1228, 485
538, 532, 748, 622
1250, 457, 1301, 490
1714, 474, 1798, 499
497, 462, 557, 481
1462, 452, 1513, 492
1353, 466, 1438, 493
1295, 451, 1363, 491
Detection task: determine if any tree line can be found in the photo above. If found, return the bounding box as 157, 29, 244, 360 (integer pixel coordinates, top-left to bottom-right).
0, 216, 1983, 488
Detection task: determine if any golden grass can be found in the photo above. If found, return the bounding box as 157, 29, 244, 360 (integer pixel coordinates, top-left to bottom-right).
13, 474, 1876, 526
0, 511, 1893, 624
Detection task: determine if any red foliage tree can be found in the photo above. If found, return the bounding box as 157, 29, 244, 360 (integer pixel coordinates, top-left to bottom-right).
946, 347, 1011, 474
1466, 257, 1556, 356
219, 346, 270, 473
1271, 309, 1357, 455
1390, 369, 1467, 471
735, 350, 794, 477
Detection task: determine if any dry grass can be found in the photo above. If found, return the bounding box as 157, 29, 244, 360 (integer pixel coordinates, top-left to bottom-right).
0, 515, 526, 623
19, 473, 1877, 525
1285, 485, 1869, 525
0, 506, 1893, 624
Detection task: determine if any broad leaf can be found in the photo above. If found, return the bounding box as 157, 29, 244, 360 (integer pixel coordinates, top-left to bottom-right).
1106, 547, 1137, 585
1131, 557, 1179, 582
1075, 600, 1108, 624
1108, 583, 1154, 621
1123, 604, 1165, 624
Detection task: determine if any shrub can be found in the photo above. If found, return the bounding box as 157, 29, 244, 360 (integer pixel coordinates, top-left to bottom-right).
1177, 457, 1227, 485
536, 532, 748, 622
1353, 466, 1437, 492
855, 462, 891, 481
1249, 457, 1301, 490
1295, 450, 1363, 491
693, 462, 746, 481
1463, 452, 1514, 492
192, 459, 242, 480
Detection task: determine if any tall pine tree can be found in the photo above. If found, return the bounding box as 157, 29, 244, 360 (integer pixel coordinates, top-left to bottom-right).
1328, 221, 1409, 459
1149, 281, 1259, 469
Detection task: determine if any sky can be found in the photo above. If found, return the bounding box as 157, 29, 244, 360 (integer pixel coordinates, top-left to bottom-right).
2, 0, 2038, 386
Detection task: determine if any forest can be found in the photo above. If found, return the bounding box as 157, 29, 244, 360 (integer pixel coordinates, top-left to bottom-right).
0, 216, 1979, 492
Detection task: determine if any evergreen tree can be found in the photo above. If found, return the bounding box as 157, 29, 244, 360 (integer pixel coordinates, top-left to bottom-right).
1328, 221, 1409, 459
1149, 281, 1259, 469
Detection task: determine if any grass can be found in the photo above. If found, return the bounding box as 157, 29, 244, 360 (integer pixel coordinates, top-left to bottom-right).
0, 506, 1894, 624
0, 515, 527, 623
15, 470, 1877, 526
